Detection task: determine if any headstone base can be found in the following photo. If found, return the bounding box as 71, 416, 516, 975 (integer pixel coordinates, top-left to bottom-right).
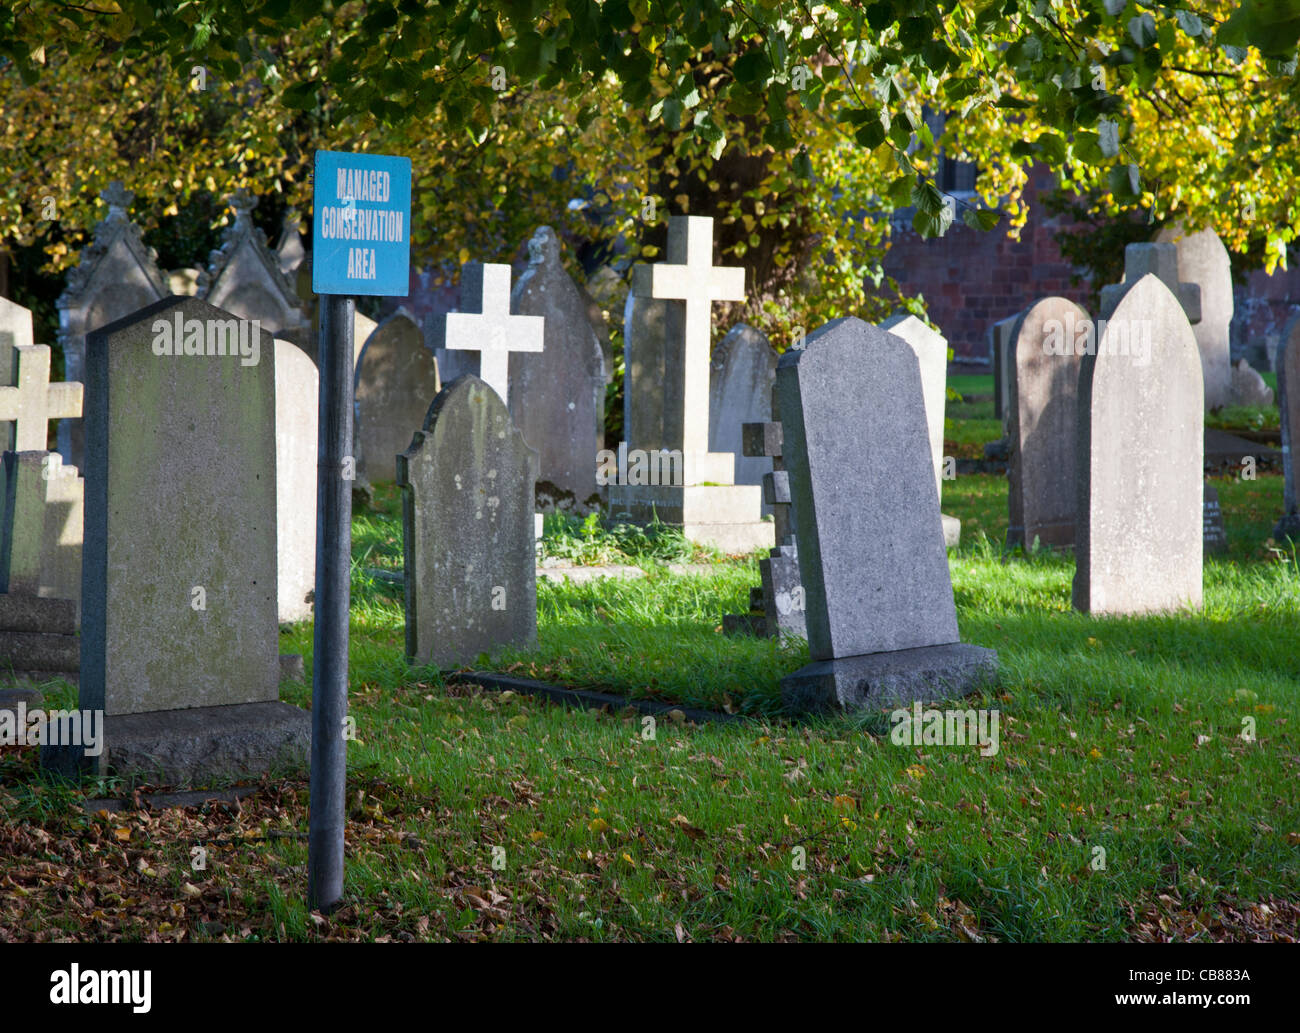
40, 700, 311, 787
781, 642, 999, 715
722, 612, 766, 637
941, 514, 961, 549
0, 595, 79, 684
609, 483, 775, 553
1006, 522, 1074, 550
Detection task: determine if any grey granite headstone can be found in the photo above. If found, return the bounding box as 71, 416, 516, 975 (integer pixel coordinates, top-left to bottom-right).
583, 264, 624, 383
1273, 313, 1300, 541
776, 317, 996, 712
509, 226, 606, 513
197, 190, 310, 351
55, 182, 167, 468
1074, 275, 1204, 614
42, 296, 308, 784
1155, 223, 1233, 409
397, 375, 538, 669
880, 313, 959, 548
354, 309, 441, 484
275, 339, 317, 623
1006, 297, 1088, 549
990, 312, 1021, 423
1203, 485, 1228, 555
709, 323, 776, 512
1229, 358, 1274, 407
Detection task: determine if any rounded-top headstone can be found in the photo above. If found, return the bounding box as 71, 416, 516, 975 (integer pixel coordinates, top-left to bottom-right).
354, 309, 440, 484
1074, 274, 1203, 614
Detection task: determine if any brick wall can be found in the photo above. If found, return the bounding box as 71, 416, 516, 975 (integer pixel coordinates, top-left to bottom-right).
877, 164, 1092, 361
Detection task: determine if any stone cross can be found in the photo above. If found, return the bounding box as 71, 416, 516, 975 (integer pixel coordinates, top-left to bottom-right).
1100, 242, 1201, 323
0, 344, 84, 451
437, 263, 543, 403
632, 216, 745, 458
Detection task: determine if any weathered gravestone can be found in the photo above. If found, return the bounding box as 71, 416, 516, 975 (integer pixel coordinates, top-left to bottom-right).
1099, 242, 1201, 323
197, 190, 311, 351
1230, 358, 1274, 407
56, 182, 168, 468
0, 296, 34, 353
275, 339, 318, 623
1273, 312, 1300, 541
777, 318, 997, 712
1155, 223, 1233, 409
509, 226, 606, 513
41, 297, 310, 784
709, 323, 777, 514
1074, 275, 1204, 614
397, 376, 538, 669
610, 215, 772, 553
990, 312, 1021, 424
880, 313, 959, 548
276, 211, 307, 277
1203, 484, 1228, 555
0, 333, 84, 605
724, 383, 806, 640
353, 309, 441, 485
1005, 297, 1089, 549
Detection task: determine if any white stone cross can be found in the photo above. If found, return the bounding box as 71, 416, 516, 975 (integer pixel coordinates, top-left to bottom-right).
438, 263, 544, 403
0, 344, 84, 451
632, 215, 745, 457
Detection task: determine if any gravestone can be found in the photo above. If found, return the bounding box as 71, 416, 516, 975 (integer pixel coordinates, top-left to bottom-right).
1006, 297, 1089, 549
583, 264, 625, 382
397, 375, 538, 668
725, 384, 806, 640
509, 226, 606, 513
880, 313, 959, 548
610, 216, 772, 553
1273, 312, 1300, 541
1074, 275, 1204, 614
275, 339, 318, 623
776, 317, 997, 712
42, 296, 309, 784
0, 340, 84, 606
197, 190, 310, 351
709, 323, 776, 513
1099, 242, 1201, 323
429, 262, 544, 404
621, 290, 674, 451
1230, 358, 1274, 407
353, 309, 441, 484
0, 297, 34, 353
1203, 485, 1228, 555
56, 182, 168, 468
276, 211, 306, 277
990, 312, 1020, 423
1155, 223, 1233, 409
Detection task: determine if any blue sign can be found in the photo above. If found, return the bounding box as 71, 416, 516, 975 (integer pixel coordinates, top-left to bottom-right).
312, 150, 412, 297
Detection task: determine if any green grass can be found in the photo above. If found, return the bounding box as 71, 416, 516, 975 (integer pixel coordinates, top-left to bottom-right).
3, 472, 1297, 943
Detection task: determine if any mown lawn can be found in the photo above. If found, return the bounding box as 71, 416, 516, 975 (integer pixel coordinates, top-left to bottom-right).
2, 463, 1297, 942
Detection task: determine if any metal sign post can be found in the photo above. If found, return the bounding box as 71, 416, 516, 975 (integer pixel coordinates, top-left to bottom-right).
307, 150, 412, 913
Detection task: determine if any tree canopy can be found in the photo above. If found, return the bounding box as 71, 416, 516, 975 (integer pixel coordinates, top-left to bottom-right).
2, 0, 1297, 343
